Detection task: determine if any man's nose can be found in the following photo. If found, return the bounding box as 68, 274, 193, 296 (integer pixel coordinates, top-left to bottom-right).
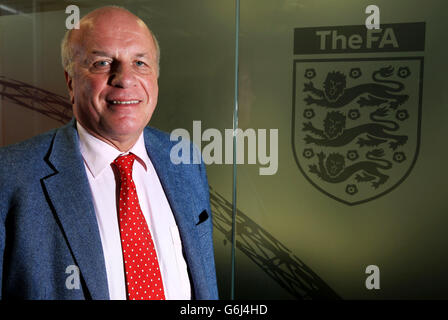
109, 63, 137, 88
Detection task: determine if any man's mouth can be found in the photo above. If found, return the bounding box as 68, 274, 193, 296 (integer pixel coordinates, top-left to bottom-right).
107, 100, 141, 105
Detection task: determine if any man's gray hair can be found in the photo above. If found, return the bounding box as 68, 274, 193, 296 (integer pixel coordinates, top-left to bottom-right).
60, 6, 160, 77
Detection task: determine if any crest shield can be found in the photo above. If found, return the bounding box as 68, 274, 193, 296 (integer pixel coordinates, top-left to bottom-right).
292, 57, 423, 205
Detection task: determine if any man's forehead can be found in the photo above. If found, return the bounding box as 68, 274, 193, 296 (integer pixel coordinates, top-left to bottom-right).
71, 9, 152, 44
87, 49, 152, 59
71, 23, 154, 55
79, 20, 150, 39
90, 50, 149, 56
80, 7, 147, 28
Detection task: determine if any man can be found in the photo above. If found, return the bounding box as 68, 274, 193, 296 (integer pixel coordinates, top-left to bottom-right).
0, 6, 218, 300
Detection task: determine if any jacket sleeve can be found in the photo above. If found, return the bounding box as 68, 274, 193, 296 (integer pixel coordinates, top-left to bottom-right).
0, 148, 14, 299
0, 208, 4, 299
197, 148, 219, 299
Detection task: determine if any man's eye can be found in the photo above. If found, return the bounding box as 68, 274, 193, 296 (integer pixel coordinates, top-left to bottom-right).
135, 61, 145, 67
93, 61, 111, 68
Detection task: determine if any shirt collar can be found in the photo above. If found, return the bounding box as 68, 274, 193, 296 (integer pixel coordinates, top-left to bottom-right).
77, 122, 148, 178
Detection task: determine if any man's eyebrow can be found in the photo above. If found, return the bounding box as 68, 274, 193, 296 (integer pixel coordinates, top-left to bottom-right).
89, 50, 110, 56
88, 51, 149, 58
135, 53, 149, 58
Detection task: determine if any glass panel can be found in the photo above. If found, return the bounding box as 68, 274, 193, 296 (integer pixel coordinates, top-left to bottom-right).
234, 0, 448, 299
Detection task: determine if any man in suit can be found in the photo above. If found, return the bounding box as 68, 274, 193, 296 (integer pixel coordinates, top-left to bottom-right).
0, 6, 218, 300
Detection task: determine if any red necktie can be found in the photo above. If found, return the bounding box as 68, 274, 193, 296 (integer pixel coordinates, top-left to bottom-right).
112, 153, 166, 300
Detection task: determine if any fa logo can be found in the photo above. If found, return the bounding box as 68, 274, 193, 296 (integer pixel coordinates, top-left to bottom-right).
292, 57, 423, 205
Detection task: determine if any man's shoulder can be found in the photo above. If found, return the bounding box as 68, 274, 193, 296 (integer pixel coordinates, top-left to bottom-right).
143, 125, 202, 165
0, 127, 63, 180
144, 125, 199, 152
0, 127, 60, 205
143, 125, 175, 147
0, 128, 58, 160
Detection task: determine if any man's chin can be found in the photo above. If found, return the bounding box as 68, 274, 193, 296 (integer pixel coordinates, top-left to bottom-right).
103, 123, 145, 141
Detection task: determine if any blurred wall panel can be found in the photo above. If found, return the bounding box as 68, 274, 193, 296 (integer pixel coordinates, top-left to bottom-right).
234, 0, 448, 299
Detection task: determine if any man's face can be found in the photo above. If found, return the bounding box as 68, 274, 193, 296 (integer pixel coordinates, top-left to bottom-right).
66, 12, 159, 147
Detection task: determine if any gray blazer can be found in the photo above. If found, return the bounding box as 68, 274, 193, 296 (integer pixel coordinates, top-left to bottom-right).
0, 119, 218, 299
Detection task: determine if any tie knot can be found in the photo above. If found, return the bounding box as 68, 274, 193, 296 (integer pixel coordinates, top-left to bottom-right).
113, 153, 137, 180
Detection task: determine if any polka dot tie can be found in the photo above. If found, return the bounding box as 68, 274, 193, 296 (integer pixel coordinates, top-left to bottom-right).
112, 153, 166, 300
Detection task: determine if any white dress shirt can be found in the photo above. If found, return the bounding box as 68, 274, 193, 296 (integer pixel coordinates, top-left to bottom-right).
76, 122, 191, 300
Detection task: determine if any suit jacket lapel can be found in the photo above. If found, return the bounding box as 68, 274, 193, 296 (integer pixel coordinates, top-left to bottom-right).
144, 128, 211, 299
42, 120, 109, 300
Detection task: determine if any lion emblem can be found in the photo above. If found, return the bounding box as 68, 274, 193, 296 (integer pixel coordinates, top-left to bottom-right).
303, 66, 408, 109
303, 107, 408, 150
309, 149, 392, 189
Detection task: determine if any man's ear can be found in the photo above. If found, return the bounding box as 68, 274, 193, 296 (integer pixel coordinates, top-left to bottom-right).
64, 71, 75, 104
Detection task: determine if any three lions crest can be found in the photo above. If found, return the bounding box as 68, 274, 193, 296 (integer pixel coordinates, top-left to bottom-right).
293, 58, 423, 205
